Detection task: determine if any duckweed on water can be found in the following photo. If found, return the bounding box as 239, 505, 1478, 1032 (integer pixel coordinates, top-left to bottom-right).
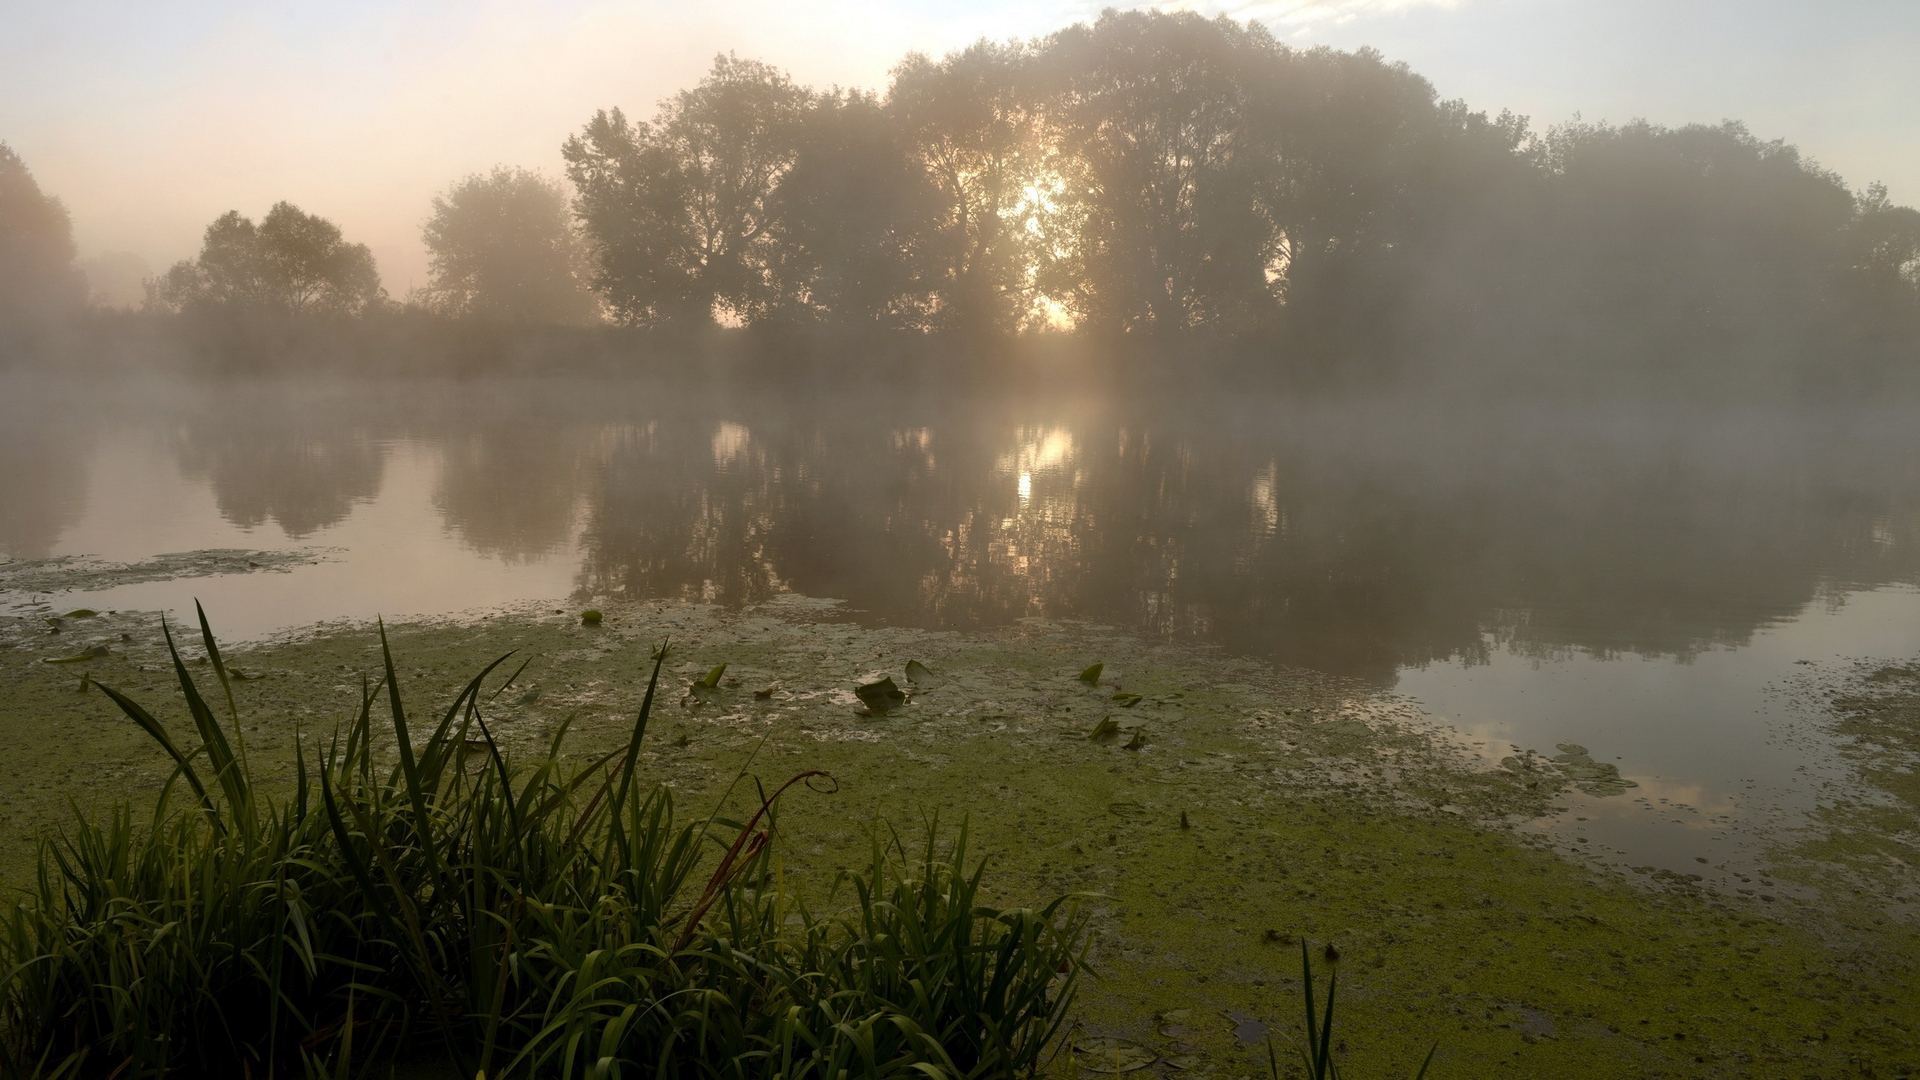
2, 596, 1918, 1074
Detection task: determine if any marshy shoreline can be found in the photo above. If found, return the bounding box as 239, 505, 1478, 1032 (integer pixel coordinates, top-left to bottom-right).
3, 559, 1916, 1075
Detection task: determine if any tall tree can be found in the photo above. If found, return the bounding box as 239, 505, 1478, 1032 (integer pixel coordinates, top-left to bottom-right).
1036, 11, 1282, 335
565, 54, 810, 327
888, 40, 1048, 333
423, 167, 597, 324
765, 91, 951, 329
150, 202, 383, 316
0, 142, 86, 340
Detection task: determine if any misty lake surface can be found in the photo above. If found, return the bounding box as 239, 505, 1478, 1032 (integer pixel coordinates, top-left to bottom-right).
5, 372, 1919, 876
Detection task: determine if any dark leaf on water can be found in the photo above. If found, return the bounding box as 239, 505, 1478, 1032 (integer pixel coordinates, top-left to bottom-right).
855, 676, 908, 712
1111, 691, 1143, 707
1123, 729, 1148, 750
904, 659, 944, 688
696, 663, 728, 689
1087, 715, 1120, 742
1073, 1036, 1156, 1073
1078, 663, 1104, 686
44, 645, 109, 664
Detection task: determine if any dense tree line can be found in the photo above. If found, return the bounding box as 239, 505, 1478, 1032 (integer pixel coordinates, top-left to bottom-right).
4, 9, 1916, 382
557, 9, 1918, 378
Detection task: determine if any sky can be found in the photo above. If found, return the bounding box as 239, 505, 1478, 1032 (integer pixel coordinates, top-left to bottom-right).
6, 0, 1918, 295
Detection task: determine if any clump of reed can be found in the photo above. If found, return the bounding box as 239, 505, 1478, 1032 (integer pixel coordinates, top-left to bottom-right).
0, 606, 1086, 1078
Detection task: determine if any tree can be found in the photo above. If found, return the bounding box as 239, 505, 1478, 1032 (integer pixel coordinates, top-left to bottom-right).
888, 40, 1049, 333
0, 142, 86, 341
422, 167, 597, 324
1036, 11, 1283, 334
565, 54, 810, 327
149, 202, 382, 316
764, 91, 952, 329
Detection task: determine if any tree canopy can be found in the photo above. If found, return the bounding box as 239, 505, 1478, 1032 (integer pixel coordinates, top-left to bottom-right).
149, 202, 383, 316
552, 8, 1919, 380
422, 167, 597, 324
0, 143, 87, 341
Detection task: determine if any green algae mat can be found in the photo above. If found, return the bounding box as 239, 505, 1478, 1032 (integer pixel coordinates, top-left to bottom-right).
2, 595, 1916, 1076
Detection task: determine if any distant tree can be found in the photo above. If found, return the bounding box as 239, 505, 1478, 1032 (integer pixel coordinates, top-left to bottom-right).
564, 54, 810, 327
1532, 120, 1857, 370
149, 202, 382, 316
0, 142, 87, 341
422, 167, 597, 324
1845, 183, 1920, 304
888, 40, 1049, 333
765, 91, 952, 329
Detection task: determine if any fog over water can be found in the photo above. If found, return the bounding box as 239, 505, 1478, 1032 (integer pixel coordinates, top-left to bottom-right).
6, 371, 1918, 876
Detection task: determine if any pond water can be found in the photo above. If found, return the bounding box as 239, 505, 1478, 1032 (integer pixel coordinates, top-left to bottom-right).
5, 371, 1919, 875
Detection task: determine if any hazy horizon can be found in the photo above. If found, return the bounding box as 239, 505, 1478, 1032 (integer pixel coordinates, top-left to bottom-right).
7, 0, 1919, 296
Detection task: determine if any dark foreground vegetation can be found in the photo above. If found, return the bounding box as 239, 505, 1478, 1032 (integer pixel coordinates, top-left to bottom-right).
6, 9, 1918, 392
0, 610, 1087, 1078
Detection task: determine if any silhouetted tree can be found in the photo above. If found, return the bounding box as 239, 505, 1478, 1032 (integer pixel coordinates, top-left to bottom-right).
149, 202, 383, 316
422, 167, 597, 325
764, 91, 952, 329
565, 54, 810, 327
0, 143, 86, 346
1036, 12, 1283, 335
888, 41, 1049, 333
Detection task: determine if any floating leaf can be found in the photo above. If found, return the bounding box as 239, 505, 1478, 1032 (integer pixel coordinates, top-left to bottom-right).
44, 645, 109, 664
904, 659, 944, 688
1078, 663, 1104, 686
1073, 1036, 1156, 1073
1087, 715, 1120, 742
855, 676, 907, 712
64, 608, 98, 619
579, 609, 603, 625
1123, 729, 1148, 750
696, 663, 728, 689
1111, 691, 1143, 707
753, 686, 776, 700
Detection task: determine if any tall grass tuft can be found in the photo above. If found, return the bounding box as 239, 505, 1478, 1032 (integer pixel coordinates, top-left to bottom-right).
1270, 941, 1436, 1080
0, 606, 1087, 1078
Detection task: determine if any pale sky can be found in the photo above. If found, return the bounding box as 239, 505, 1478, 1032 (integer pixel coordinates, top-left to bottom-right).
6, 0, 1917, 294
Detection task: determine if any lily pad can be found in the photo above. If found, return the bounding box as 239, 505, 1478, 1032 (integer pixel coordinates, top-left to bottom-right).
1072, 1036, 1156, 1073
1078, 662, 1104, 686
904, 659, 944, 688
63, 609, 98, 619
1123, 729, 1149, 750
1111, 691, 1143, 707
43, 645, 109, 664
855, 676, 908, 712
1087, 715, 1121, 742
579, 609, 603, 625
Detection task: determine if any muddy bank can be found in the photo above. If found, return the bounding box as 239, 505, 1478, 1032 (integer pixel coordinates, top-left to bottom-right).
1, 596, 1916, 1076
0, 548, 330, 605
